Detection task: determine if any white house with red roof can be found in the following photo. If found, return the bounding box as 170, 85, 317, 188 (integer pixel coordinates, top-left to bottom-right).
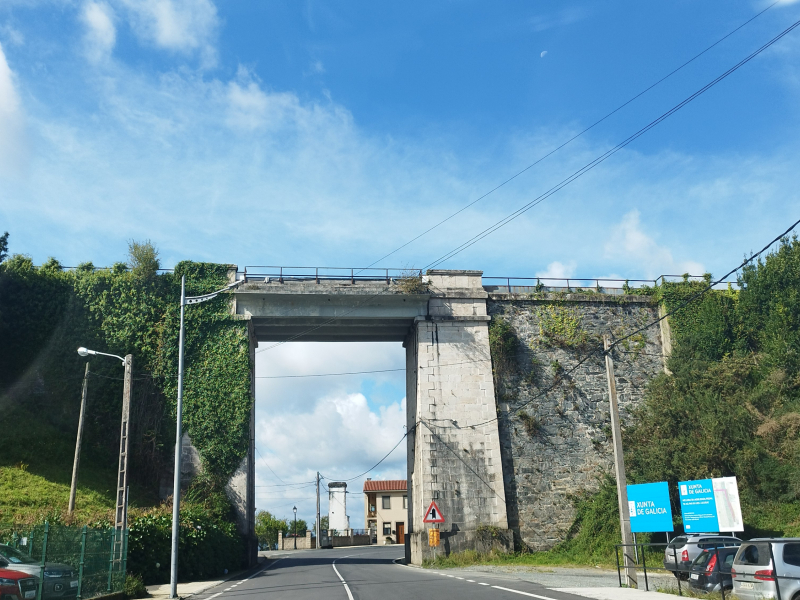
363, 479, 408, 544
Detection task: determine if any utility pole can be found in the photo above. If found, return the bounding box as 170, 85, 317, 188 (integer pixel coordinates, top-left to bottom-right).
68, 363, 90, 516
170, 277, 186, 600
113, 355, 133, 564
604, 334, 637, 589
316, 472, 321, 550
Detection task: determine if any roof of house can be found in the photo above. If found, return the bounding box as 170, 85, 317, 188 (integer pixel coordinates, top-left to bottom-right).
363, 479, 407, 492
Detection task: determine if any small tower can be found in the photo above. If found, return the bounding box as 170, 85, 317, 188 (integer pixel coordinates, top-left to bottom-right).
328, 482, 349, 532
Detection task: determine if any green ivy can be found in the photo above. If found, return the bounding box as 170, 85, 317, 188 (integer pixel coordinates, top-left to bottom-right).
0, 258, 251, 497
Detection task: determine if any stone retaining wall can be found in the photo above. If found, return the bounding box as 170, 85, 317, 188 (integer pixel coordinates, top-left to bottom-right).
487, 292, 665, 551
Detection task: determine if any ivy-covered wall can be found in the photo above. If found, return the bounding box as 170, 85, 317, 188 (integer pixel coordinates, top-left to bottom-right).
0, 257, 252, 515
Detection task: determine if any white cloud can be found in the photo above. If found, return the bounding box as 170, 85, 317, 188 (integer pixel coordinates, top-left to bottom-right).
530, 7, 589, 32
0, 42, 26, 178
119, 0, 218, 65
0, 24, 25, 47
604, 210, 704, 278
536, 260, 576, 280
253, 342, 406, 526
82, 2, 116, 63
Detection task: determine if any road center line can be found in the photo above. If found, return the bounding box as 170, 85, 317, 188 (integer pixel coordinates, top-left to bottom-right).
492, 585, 560, 600
331, 560, 355, 600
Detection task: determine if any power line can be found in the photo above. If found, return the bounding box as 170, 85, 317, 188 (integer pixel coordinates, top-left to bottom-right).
256, 447, 286, 484
431, 217, 800, 431
256, 368, 405, 379
424, 18, 800, 270
361, 1, 779, 271
251, 13, 797, 356
320, 427, 412, 483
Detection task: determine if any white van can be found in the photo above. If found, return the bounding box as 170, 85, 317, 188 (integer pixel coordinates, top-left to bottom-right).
732, 539, 800, 600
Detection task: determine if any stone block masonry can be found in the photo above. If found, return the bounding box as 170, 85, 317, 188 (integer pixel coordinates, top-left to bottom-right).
487, 292, 665, 551
407, 271, 512, 563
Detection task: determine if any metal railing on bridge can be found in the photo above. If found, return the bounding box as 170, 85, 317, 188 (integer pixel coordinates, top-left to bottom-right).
483, 274, 739, 295
243, 266, 421, 284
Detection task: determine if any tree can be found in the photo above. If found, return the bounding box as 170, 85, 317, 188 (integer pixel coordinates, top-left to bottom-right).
0, 231, 8, 263
313, 515, 329, 532
289, 518, 308, 537
254, 511, 288, 550
127, 239, 160, 279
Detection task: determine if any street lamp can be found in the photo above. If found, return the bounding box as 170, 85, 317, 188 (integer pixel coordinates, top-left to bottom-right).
293, 506, 297, 550
73, 347, 132, 540
169, 275, 244, 599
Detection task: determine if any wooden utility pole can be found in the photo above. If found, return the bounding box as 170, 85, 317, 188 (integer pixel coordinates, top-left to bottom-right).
316, 472, 321, 550
604, 334, 637, 588
68, 363, 90, 516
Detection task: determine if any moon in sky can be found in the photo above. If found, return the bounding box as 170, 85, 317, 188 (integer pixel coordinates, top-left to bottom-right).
540, 50, 548, 58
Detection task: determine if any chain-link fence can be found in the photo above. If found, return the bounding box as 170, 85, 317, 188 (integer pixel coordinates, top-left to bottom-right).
0, 523, 127, 600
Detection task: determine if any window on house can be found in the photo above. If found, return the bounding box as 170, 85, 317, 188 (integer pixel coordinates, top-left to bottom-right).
403, 495, 407, 508
383, 522, 391, 535
382, 496, 391, 509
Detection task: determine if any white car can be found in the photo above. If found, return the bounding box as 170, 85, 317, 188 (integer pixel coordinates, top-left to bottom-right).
732, 538, 800, 600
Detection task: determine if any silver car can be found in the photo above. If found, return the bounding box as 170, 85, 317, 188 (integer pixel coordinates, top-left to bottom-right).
663, 533, 741, 579
732, 539, 800, 600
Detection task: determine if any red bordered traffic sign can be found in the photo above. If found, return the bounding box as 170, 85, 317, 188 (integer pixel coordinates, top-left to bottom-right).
423, 500, 445, 523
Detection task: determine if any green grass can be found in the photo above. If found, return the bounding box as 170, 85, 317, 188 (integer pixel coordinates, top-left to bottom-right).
0, 466, 114, 524
0, 407, 159, 525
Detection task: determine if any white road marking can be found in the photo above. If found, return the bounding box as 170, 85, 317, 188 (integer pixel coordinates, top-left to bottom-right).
479, 582, 490, 586
206, 594, 222, 600
455, 577, 464, 580
331, 560, 355, 600
467, 579, 475, 582
224, 588, 232, 591
492, 585, 560, 600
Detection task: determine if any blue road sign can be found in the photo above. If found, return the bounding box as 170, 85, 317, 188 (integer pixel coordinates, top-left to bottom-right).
678, 479, 718, 532
627, 482, 674, 532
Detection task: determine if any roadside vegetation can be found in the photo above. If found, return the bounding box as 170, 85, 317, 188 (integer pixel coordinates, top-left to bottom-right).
0, 236, 250, 583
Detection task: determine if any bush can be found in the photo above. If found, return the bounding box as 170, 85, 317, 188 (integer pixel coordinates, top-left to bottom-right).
124, 574, 147, 599
127, 504, 244, 585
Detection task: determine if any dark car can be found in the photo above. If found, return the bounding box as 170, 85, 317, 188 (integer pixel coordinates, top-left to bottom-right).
0, 546, 77, 600
664, 534, 741, 579
688, 546, 739, 593
0, 567, 38, 600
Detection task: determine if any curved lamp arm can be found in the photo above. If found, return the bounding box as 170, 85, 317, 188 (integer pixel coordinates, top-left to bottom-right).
77, 347, 126, 364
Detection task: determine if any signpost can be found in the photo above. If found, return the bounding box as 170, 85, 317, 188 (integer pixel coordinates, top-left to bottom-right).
424, 501, 444, 561
627, 482, 674, 533
428, 529, 440, 547
678, 477, 744, 533
423, 501, 445, 524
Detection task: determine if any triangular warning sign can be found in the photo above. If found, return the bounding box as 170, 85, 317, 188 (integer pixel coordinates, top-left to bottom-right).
423, 500, 445, 523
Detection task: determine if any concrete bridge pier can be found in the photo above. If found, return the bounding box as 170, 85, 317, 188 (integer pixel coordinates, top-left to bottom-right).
406, 271, 512, 564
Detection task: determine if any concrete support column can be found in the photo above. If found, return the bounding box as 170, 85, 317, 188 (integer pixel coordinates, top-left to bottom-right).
408, 271, 511, 564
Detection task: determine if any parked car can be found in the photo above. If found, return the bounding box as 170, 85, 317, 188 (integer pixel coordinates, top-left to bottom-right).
0, 546, 77, 600
732, 538, 800, 600
663, 534, 742, 579
0, 566, 38, 600
688, 545, 739, 593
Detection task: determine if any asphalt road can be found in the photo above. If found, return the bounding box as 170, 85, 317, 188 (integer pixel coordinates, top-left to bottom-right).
191, 546, 598, 600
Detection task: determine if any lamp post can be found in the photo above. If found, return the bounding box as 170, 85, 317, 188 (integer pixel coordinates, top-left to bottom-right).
169, 275, 244, 599
75, 348, 132, 541
293, 506, 297, 550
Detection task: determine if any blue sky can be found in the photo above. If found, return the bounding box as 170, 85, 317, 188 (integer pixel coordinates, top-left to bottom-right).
2, 0, 800, 526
